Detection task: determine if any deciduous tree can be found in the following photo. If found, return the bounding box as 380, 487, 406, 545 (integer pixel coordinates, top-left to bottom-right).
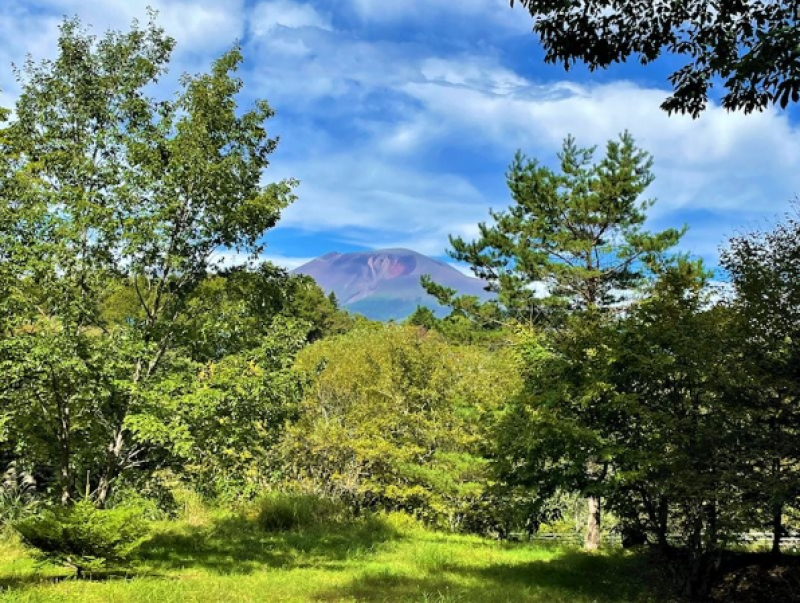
0, 14, 296, 504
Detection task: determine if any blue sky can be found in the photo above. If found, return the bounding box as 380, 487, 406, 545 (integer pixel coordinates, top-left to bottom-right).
2, 0, 800, 274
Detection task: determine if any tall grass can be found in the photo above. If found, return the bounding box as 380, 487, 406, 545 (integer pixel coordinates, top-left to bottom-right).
0, 463, 38, 530
253, 491, 349, 531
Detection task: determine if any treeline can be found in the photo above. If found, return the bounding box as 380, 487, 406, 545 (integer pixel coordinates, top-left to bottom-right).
0, 14, 799, 600
417, 134, 800, 595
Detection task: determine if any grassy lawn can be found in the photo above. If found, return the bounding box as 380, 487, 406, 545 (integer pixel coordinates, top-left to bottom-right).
0, 511, 667, 602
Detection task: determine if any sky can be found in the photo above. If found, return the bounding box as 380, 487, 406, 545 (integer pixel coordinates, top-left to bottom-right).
2, 0, 800, 275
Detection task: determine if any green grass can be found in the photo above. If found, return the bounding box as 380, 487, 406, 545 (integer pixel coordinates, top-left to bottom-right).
0, 509, 668, 602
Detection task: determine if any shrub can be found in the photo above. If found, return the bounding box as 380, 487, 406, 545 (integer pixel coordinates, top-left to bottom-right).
382, 511, 424, 534
254, 492, 348, 531
15, 500, 149, 576
106, 471, 181, 521
283, 325, 522, 529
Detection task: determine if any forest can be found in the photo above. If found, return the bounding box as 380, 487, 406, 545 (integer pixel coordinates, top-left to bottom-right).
0, 6, 799, 603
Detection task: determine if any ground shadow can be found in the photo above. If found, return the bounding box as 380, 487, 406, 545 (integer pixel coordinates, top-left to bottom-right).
0, 573, 70, 591
709, 552, 800, 603
318, 549, 670, 602
0, 514, 400, 594
137, 513, 399, 575
0, 569, 173, 591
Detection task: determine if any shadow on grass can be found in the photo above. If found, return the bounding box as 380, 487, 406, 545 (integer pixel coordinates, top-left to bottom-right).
0, 573, 69, 591
137, 513, 399, 575
318, 549, 669, 603
0, 569, 173, 591
0, 514, 399, 593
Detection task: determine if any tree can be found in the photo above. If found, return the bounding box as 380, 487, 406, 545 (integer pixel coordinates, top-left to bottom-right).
439, 132, 682, 323
281, 324, 521, 529
406, 305, 439, 331
0, 14, 296, 505
431, 132, 682, 549
509, 0, 800, 116
16, 499, 149, 577
127, 316, 310, 499
498, 260, 755, 597
606, 263, 753, 597
161, 264, 351, 363
721, 206, 800, 556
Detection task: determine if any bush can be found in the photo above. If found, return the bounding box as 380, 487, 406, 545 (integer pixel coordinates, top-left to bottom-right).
283, 325, 522, 529
254, 492, 348, 532
382, 511, 424, 534
106, 471, 181, 521
15, 500, 149, 576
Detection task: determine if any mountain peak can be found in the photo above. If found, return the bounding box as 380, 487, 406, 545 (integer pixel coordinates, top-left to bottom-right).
291, 249, 491, 321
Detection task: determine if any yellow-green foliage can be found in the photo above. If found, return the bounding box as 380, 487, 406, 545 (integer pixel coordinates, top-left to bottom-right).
282, 324, 521, 527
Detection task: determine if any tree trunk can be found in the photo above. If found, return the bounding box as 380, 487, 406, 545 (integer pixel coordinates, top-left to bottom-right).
771, 452, 782, 557
59, 457, 72, 506
96, 428, 125, 508
585, 495, 601, 550
58, 416, 72, 505
656, 497, 669, 549
772, 502, 783, 557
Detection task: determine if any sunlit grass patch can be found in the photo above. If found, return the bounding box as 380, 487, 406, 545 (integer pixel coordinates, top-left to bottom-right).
0, 502, 667, 603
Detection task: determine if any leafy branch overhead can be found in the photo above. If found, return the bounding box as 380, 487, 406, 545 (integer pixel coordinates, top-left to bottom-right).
510, 0, 800, 116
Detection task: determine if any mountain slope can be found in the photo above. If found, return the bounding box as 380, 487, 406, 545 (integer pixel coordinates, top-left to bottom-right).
291, 249, 492, 321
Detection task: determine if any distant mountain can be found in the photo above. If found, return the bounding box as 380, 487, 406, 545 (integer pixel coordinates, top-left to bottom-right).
291, 249, 493, 321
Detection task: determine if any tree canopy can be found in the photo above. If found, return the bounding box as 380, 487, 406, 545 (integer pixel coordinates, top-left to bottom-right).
510, 0, 800, 116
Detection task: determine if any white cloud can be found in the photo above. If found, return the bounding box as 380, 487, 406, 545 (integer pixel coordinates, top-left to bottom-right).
388, 71, 800, 220
211, 249, 314, 271
420, 57, 527, 93
250, 1, 331, 36
3, 0, 799, 270
0, 0, 246, 101
275, 157, 487, 245
1, 0, 245, 56
242, 21, 800, 264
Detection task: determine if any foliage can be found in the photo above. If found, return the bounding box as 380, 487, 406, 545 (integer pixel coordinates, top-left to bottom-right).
406, 306, 439, 331
15, 500, 149, 576
0, 13, 296, 505
406, 305, 512, 347
426, 132, 682, 325
510, 0, 800, 115
497, 259, 765, 596
282, 324, 522, 529
128, 317, 311, 499
168, 265, 352, 362
604, 264, 756, 596
721, 205, 800, 555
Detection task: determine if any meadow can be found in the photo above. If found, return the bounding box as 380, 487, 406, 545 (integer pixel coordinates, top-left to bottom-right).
0, 501, 665, 603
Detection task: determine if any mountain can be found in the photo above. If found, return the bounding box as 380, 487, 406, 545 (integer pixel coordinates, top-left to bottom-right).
291, 249, 493, 321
